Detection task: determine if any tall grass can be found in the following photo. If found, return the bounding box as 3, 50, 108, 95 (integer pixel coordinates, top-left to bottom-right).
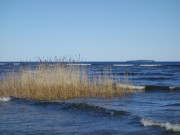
0, 60, 134, 100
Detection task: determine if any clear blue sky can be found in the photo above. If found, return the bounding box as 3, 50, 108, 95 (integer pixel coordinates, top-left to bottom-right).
0, 0, 180, 61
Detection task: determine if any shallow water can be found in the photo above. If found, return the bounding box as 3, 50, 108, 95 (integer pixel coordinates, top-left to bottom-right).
0, 62, 180, 134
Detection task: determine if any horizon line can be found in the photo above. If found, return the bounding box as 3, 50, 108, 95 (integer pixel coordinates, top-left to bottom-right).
0, 60, 180, 63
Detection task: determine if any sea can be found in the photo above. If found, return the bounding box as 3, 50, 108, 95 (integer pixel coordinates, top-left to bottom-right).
0, 61, 180, 135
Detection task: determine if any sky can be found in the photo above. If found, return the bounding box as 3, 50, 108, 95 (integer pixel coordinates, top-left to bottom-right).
0, 0, 180, 61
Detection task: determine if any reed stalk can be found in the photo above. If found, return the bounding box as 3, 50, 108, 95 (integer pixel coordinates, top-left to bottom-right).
0, 60, 134, 100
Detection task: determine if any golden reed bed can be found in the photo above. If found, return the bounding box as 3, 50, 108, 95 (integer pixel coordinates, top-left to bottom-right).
0, 62, 134, 101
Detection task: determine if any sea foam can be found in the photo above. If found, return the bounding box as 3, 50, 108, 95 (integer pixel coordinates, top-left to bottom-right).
0, 97, 11, 102
66, 64, 91, 66
140, 118, 180, 132
113, 64, 134, 67
140, 64, 161, 67
117, 84, 145, 92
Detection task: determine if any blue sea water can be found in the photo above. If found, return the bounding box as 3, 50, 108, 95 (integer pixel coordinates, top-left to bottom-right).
0, 61, 180, 135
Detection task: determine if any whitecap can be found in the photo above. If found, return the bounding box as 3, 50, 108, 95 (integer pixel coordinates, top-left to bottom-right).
140, 64, 161, 67
169, 86, 180, 91
169, 86, 176, 90
117, 84, 145, 92
66, 64, 91, 66
13, 63, 20, 65
0, 97, 11, 102
113, 64, 134, 67
140, 118, 180, 132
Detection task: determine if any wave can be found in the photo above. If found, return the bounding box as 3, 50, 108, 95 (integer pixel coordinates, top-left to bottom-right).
163, 103, 180, 107
117, 84, 180, 91
4, 97, 129, 116
0, 63, 5, 66
13, 63, 20, 66
137, 77, 171, 81
140, 64, 161, 67
135, 72, 174, 76
117, 84, 180, 92
144, 85, 180, 91
117, 84, 145, 92
164, 65, 180, 67
113, 64, 134, 67
140, 118, 180, 132
66, 64, 91, 66
0, 97, 11, 102
34, 101, 129, 116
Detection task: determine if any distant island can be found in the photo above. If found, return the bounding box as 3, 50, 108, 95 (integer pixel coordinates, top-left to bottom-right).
126, 60, 155, 62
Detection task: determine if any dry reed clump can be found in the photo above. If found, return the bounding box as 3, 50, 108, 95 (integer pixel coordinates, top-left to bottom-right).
0, 62, 135, 101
